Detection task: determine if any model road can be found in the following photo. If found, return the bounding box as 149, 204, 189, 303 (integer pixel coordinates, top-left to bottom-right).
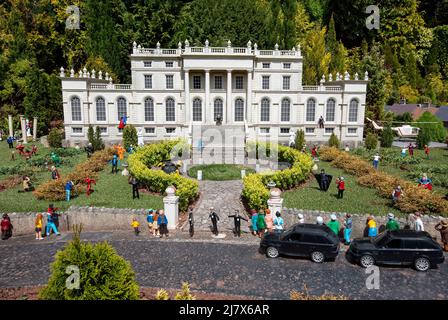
0, 235, 447, 300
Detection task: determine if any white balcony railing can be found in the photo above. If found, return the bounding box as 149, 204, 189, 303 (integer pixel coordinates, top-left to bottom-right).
90, 83, 132, 90
302, 85, 342, 92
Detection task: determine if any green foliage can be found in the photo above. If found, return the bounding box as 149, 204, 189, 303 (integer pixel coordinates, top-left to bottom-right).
416, 111, 446, 142
39, 225, 140, 300
122, 125, 138, 151
94, 126, 105, 151
48, 129, 63, 148
128, 140, 198, 211
328, 132, 339, 148
302, 26, 331, 84
417, 127, 431, 149
188, 164, 255, 181
155, 289, 170, 300
174, 282, 196, 300
380, 126, 394, 148
364, 133, 378, 150
87, 126, 95, 146
295, 129, 305, 150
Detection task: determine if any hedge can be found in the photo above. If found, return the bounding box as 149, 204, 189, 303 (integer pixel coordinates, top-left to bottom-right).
242, 143, 314, 210
34, 148, 114, 200
319, 146, 448, 214
127, 140, 198, 211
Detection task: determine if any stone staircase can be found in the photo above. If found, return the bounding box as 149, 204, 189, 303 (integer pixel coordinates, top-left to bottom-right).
191, 125, 246, 164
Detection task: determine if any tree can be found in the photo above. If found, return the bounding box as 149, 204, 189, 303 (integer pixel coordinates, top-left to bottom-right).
380, 126, 394, 148
87, 125, 95, 146
416, 111, 446, 142
328, 132, 339, 148
364, 133, 378, 150
416, 127, 431, 149
94, 126, 105, 151
122, 124, 138, 150
39, 226, 139, 300
302, 26, 331, 85
48, 128, 62, 148
294, 129, 305, 150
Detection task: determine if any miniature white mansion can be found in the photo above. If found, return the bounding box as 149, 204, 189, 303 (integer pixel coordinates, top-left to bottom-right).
60, 40, 368, 150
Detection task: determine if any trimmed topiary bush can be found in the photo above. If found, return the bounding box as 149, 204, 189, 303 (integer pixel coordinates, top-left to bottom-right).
123, 124, 138, 150
328, 132, 340, 148
416, 127, 431, 149
364, 133, 378, 150
48, 128, 62, 148
39, 226, 139, 300
380, 126, 394, 148
295, 129, 305, 150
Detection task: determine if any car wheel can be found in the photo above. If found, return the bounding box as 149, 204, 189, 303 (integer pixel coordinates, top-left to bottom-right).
359, 254, 375, 268
414, 257, 430, 272
310, 251, 325, 263
266, 246, 279, 259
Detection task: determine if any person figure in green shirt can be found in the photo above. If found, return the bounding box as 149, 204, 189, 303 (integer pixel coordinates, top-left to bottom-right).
386, 213, 400, 231
327, 214, 340, 236
256, 209, 267, 237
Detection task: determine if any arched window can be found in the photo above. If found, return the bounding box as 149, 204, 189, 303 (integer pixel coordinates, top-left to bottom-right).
117, 97, 127, 121
96, 97, 106, 121
71, 97, 81, 121
166, 98, 175, 121
192, 98, 202, 122
260, 98, 270, 122
214, 98, 223, 121
349, 99, 359, 122
234, 98, 244, 122
144, 97, 154, 122
306, 98, 316, 122
326, 98, 336, 122
281, 98, 290, 122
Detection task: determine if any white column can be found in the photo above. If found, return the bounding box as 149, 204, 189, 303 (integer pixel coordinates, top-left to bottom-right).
33, 117, 38, 141
163, 186, 179, 230
246, 71, 252, 122
19, 115, 27, 144
205, 69, 210, 124
267, 188, 284, 216
227, 70, 232, 123
185, 70, 190, 123
8, 115, 13, 137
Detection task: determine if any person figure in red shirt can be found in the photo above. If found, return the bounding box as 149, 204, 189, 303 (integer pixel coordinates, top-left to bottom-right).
1, 214, 13, 240
424, 144, 430, 160
336, 176, 345, 199
408, 143, 414, 157
311, 145, 318, 160
84, 177, 96, 196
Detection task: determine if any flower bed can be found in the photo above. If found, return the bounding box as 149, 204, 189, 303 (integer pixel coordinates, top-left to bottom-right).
242, 143, 314, 210
127, 140, 198, 211
33, 148, 114, 201
319, 146, 448, 214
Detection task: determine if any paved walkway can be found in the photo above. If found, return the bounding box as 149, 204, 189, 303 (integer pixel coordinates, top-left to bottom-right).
0, 231, 447, 300
184, 180, 250, 233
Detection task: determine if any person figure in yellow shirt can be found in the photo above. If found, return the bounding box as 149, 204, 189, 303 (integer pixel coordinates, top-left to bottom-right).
131, 217, 140, 236
35, 213, 44, 240
367, 215, 378, 237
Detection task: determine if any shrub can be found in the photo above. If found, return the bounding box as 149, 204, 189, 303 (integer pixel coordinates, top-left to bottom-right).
416, 111, 446, 142
294, 129, 305, 150
39, 226, 139, 300
174, 282, 196, 300
94, 126, 105, 151
381, 126, 394, 148
123, 125, 138, 150
416, 127, 431, 149
290, 286, 347, 300
48, 128, 62, 148
128, 140, 198, 211
328, 132, 339, 148
242, 143, 313, 210
87, 125, 95, 146
364, 133, 378, 150
155, 289, 170, 300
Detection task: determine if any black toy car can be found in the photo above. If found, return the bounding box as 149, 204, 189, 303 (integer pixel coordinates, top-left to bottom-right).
259, 224, 340, 263
346, 229, 445, 272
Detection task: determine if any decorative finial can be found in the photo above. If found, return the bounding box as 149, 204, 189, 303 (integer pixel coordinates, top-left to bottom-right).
87, 71, 90, 78
336, 72, 340, 81
274, 43, 279, 51
178, 41, 182, 49
109, 76, 113, 84
105, 72, 109, 80
247, 40, 252, 48
133, 41, 137, 49
364, 70, 369, 81
82, 67, 87, 77
344, 71, 350, 80
185, 39, 190, 47
59, 67, 65, 77
205, 39, 209, 47
70, 68, 75, 78
78, 70, 83, 78
227, 40, 231, 48
98, 70, 103, 80
354, 72, 359, 80
137, 44, 141, 50
91, 69, 96, 79
156, 41, 160, 49
292, 46, 296, 51
329, 73, 333, 81
320, 75, 325, 84
254, 43, 258, 50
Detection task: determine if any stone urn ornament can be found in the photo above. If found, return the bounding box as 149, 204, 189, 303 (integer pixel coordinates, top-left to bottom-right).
121, 163, 129, 176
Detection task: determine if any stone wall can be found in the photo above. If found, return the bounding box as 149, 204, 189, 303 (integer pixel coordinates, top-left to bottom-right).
5, 206, 150, 236
282, 208, 446, 240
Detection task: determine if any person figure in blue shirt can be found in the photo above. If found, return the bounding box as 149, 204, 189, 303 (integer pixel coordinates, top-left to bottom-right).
7, 136, 14, 149
111, 154, 119, 174
65, 180, 74, 201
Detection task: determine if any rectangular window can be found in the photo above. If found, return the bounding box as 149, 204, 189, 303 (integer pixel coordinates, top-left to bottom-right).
282, 76, 290, 90
143, 61, 152, 67
165, 61, 173, 68
235, 76, 244, 90
193, 75, 201, 89
283, 63, 291, 69
262, 63, 271, 69
145, 127, 155, 134
348, 128, 357, 134
260, 128, 270, 134
305, 127, 315, 134
325, 127, 334, 134
99, 127, 107, 134
166, 75, 174, 89
280, 128, 290, 134
144, 75, 152, 89
214, 76, 223, 89
166, 127, 176, 134
72, 127, 83, 134
262, 76, 270, 90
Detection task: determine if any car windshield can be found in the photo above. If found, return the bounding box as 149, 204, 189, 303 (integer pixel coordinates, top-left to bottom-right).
372, 232, 388, 245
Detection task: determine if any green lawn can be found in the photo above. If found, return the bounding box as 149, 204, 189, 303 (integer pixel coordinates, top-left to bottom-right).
0, 140, 162, 212
283, 160, 402, 216
188, 164, 256, 181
